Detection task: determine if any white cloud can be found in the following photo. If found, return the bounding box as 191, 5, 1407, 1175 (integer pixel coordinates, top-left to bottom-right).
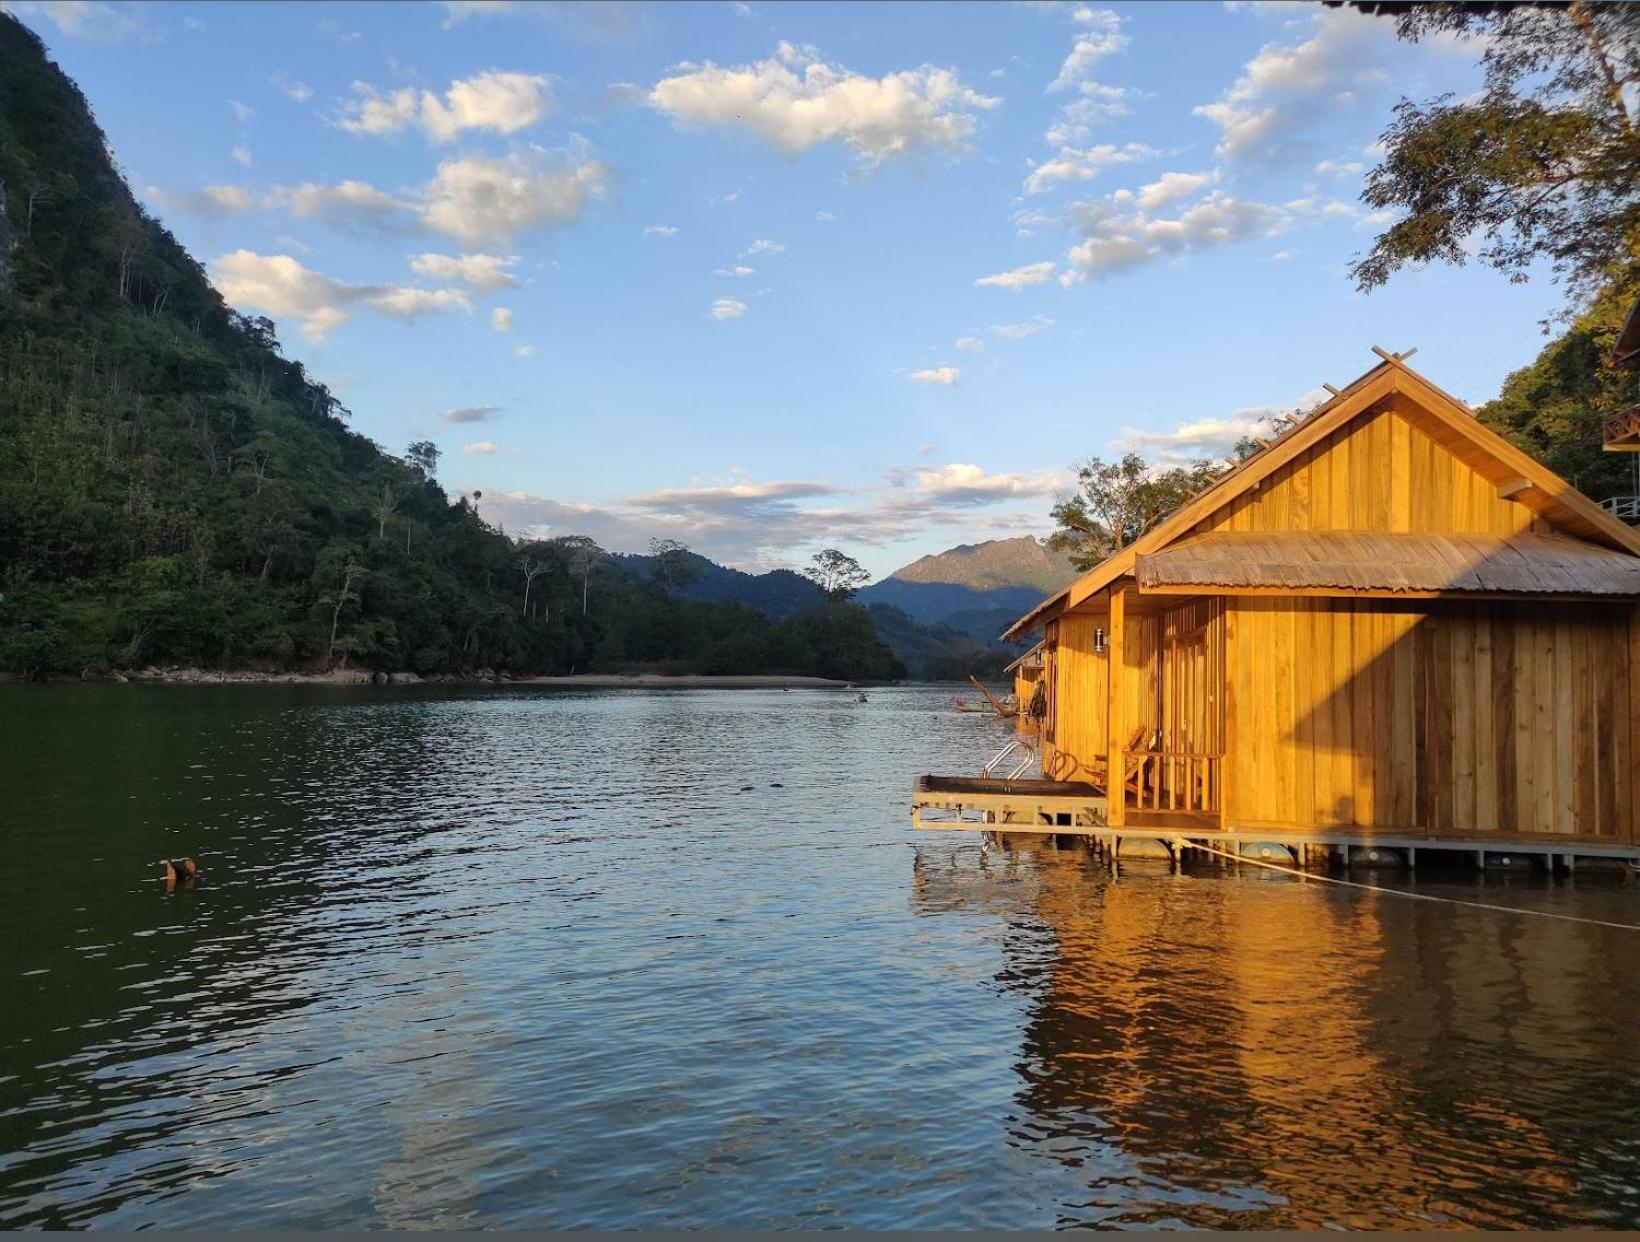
1112, 390, 1328, 464
975, 260, 1056, 290
441, 405, 500, 423
515, 344, 536, 357
650, 41, 999, 164
409, 252, 520, 290
229, 99, 254, 122
419, 150, 609, 246
1045, 81, 1131, 145
439, 0, 641, 41
1194, 7, 1395, 161
1060, 189, 1290, 282
715, 265, 756, 277
1134, 170, 1214, 210
643, 223, 679, 237
816, 209, 839, 223
740, 238, 783, 257
148, 183, 255, 218
711, 297, 748, 320
911, 366, 959, 386
231, 145, 252, 166
270, 72, 313, 103
991, 315, 1053, 341
955, 335, 985, 352
491, 306, 514, 332
212, 250, 470, 344
274, 179, 404, 229
894, 462, 1060, 502
1315, 158, 1365, 177
1024, 141, 1149, 194
464, 440, 498, 455
1049, 8, 1127, 92
339, 71, 553, 143
2, 0, 141, 39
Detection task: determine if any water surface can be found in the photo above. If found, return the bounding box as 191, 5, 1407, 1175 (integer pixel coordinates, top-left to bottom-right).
3, 684, 1639, 1228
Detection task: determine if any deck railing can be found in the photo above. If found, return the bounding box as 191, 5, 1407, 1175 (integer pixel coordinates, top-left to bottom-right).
1599, 495, 1640, 522
1603, 406, 1640, 450
1121, 750, 1221, 816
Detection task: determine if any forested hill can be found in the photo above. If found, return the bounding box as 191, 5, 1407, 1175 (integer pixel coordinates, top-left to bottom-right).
0, 14, 904, 682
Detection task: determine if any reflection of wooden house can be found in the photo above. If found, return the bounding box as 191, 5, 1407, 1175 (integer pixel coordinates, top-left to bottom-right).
1005, 641, 1044, 733
915, 350, 1640, 857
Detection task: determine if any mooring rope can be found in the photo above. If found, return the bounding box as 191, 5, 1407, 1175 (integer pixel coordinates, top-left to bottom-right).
1175, 839, 1640, 932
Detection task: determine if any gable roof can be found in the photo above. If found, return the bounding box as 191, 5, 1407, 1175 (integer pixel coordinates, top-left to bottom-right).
1003, 349, 1640, 639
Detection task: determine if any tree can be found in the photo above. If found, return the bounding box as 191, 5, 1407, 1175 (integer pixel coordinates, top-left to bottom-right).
803, 548, 870, 601
555, 535, 603, 615
1046, 453, 1227, 571
374, 481, 399, 541
648, 537, 702, 595
1345, 1, 1640, 306
405, 440, 440, 480
319, 557, 365, 667
517, 550, 548, 619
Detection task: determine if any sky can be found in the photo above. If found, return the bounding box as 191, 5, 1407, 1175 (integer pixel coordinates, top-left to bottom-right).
5, 0, 1570, 577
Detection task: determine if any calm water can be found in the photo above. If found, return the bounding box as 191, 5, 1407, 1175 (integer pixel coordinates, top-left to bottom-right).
4, 684, 1640, 1229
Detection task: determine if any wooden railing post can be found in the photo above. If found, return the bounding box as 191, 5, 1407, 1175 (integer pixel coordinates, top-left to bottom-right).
1107, 586, 1126, 826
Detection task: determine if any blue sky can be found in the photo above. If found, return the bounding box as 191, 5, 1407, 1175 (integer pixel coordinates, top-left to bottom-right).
8, 0, 1567, 577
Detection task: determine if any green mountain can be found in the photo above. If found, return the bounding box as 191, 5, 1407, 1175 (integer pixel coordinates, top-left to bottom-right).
0, 14, 902, 683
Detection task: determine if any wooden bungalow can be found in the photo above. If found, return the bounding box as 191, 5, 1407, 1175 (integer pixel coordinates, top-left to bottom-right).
914, 349, 1640, 861
1005, 640, 1045, 733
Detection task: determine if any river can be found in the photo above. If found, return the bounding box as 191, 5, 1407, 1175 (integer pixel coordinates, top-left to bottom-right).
3, 684, 1639, 1228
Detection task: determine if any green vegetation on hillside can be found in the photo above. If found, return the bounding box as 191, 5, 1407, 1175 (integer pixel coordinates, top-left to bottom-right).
0, 15, 904, 682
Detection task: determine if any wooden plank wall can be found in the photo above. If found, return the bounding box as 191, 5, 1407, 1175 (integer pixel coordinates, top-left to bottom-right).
1224, 598, 1638, 841
1197, 404, 1556, 539
1043, 612, 1108, 782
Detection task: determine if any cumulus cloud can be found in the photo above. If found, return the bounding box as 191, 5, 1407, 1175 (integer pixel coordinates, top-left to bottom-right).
1194, 6, 1396, 162
1049, 7, 1127, 92
1060, 188, 1290, 282
419, 150, 610, 246
911, 366, 959, 386
711, 297, 748, 320
229, 99, 254, 122
991, 315, 1053, 341
515, 344, 536, 357
409, 252, 519, 290
643, 223, 679, 237
955, 335, 985, 352
892, 462, 1061, 502
1045, 82, 1132, 145
715, 265, 755, 277
441, 405, 500, 423
270, 72, 312, 102
212, 250, 471, 344
491, 306, 514, 332
1024, 141, 1150, 194
272, 179, 406, 230
464, 440, 497, 455
740, 238, 783, 257
650, 41, 998, 164
975, 260, 1056, 290
339, 71, 553, 143
1112, 390, 1329, 464
148, 183, 254, 218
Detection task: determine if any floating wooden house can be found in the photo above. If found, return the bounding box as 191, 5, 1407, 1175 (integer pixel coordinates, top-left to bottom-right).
915, 349, 1640, 861
1006, 641, 1044, 733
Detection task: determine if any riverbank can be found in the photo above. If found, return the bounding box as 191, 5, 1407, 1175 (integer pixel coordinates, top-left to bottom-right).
0, 667, 854, 689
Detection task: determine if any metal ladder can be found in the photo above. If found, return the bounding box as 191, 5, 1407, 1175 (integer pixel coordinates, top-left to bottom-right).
982, 737, 1039, 780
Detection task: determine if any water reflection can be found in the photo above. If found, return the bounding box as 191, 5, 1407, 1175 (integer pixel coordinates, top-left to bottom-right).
6, 685, 1640, 1228
911, 840, 1640, 1228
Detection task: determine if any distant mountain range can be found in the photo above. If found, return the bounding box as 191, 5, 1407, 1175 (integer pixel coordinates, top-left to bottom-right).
619, 536, 1074, 676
